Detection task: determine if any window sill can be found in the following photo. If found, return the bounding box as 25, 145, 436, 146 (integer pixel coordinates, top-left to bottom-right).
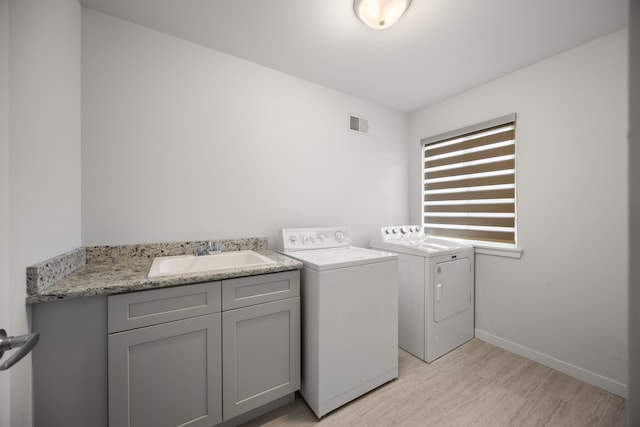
473, 244, 523, 259
425, 235, 523, 259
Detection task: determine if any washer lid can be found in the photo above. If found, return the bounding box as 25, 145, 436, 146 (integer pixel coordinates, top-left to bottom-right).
370, 236, 472, 258
280, 246, 396, 271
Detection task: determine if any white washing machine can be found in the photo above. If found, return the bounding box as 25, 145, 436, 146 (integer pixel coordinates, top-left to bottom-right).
279, 226, 398, 418
370, 225, 474, 363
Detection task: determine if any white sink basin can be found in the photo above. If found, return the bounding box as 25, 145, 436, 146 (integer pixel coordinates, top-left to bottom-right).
147, 250, 276, 278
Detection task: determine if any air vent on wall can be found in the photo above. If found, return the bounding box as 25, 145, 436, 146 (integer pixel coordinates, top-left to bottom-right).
350, 115, 369, 134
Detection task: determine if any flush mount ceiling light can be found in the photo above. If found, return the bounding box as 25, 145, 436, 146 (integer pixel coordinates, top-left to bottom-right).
354, 0, 412, 30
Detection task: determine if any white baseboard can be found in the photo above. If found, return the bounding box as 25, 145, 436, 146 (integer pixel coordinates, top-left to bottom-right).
475, 329, 627, 398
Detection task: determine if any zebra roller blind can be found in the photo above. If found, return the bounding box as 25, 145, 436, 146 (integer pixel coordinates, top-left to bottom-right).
422, 115, 516, 244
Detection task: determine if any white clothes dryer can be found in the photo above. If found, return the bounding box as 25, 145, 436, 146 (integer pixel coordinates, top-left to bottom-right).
371, 225, 474, 363
279, 226, 398, 418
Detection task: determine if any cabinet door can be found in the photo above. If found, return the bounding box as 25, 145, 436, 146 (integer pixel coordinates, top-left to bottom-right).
222, 297, 300, 420
108, 314, 222, 427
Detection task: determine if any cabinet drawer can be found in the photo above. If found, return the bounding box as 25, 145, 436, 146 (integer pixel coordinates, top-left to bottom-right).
108, 282, 221, 333
222, 271, 300, 310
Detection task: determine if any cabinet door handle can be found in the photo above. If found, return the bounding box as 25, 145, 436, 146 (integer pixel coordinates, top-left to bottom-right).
0, 329, 40, 371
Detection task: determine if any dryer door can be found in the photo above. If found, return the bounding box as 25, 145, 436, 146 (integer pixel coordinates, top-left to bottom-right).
433, 258, 472, 322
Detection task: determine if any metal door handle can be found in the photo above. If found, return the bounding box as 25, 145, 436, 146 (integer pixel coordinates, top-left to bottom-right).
0, 329, 39, 371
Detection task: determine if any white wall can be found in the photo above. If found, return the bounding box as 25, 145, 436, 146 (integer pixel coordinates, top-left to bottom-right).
81, 9, 408, 249
0, 1, 10, 425
409, 30, 628, 395
6, 0, 82, 425
629, 0, 639, 422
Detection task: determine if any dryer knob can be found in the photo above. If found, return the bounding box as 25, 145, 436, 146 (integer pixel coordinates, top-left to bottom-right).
335, 231, 345, 242
288, 235, 298, 244
400, 227, 408, 234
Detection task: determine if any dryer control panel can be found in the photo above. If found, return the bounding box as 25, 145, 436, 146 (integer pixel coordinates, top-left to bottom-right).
279, 226, 352, 252
375, 225, 425, 242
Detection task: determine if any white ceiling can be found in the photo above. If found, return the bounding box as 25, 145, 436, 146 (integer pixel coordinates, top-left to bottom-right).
79, 0, 627, 113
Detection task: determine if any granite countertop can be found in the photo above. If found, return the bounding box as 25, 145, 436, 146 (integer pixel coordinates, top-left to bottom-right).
26, 237, 302, 304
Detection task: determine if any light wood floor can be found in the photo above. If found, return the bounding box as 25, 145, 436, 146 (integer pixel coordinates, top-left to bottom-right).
242, 339, 626, 427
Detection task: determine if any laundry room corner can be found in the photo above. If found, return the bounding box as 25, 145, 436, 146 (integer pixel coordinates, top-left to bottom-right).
408, 29, 628, 396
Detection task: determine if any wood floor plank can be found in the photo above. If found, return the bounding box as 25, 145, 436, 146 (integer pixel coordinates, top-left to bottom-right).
546, 400, 601, 426
497, 359, 553, 398
507, 388, 566, 427
447, 379, 526, 426
541, 371, 612, 418
599, 394, 628, 427
241, 339, 626, 427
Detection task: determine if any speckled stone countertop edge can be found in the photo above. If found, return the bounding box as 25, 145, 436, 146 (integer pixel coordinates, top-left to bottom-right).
26, 238, 302, 304
27, 247, 87, 294
85, 237, 268, 264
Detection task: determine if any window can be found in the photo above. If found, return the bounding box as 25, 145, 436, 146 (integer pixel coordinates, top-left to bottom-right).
422, 114, 517, 245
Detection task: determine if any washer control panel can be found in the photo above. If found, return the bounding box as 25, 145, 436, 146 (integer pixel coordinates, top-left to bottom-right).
280, 227, 351, 251
377, 225, 424, 241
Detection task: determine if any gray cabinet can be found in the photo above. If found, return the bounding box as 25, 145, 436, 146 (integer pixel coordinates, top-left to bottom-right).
107, 271, 300, 427
33, 295, 108, 427
222, 272, 300, 420
108, 282, 223, 427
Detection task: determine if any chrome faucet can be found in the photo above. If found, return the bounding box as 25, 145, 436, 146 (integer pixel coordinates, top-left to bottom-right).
208, 241, 221, 254
196, 241, 221, 256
